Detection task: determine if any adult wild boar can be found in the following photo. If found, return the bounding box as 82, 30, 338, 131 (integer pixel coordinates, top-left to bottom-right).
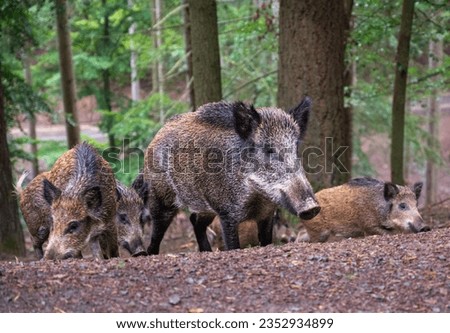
42, 142, 119, 260
144, 97, 320, 254
297, 177, 430, 243
115, 182, 147, 257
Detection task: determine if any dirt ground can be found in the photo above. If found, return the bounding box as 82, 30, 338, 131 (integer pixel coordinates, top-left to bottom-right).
1, 220, 449, 313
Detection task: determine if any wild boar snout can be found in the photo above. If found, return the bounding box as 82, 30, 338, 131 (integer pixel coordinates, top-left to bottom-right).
299, 204, 321, 220
281, 188, 320, 219
408, 218, 431, 233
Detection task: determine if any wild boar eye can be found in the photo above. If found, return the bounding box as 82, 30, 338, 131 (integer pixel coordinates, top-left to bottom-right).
65, 221, 80, 235
399, 203, 408, 210
119, 213, 130, 225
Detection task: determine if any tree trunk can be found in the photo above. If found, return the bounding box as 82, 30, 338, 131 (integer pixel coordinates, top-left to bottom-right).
425, 40, 443, 204
102, 0, 115, 148
404, 99, 411, 181
278, 0, 350, 191
23, 51, 39, 178
55, 0, 80, 149
151, 0, 165, 123
0, 66, 26, 256
129, 0, 141, 103
343, 0, 354, 178
151, 0, 158, 94
183, 0, 195, 112
187, 0, 222, 109
390, 0, 415, 185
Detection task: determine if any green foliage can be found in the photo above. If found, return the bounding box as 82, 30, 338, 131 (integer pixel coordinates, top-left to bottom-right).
114, 153, 143, 186
36, 140, 68, 170
109, 92, 188, 148
219, 1, 278, 107
349, 0, 449, 176
8, 136, 36, 166
1, 66, 52, 127
0, 0, 54, 164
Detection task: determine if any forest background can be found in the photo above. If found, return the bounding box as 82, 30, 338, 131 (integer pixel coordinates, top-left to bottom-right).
0, 0, 448, 256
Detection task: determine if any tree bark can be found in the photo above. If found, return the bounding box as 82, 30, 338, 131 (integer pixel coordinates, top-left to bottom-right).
187, 0, 222, 109
55, 0, 80, 149
23, 51, 39, 178
101, 0, 115, 148
152, 0, 165, 125
151, 0, 165, 123
278, 0, 350, 191
0, 66, 26, 256
183, 0, 195, 112
155, 0, 164, 124
390, 0, 415, 185
129, 0, 141, 103
425, 40, 443, 204
342, 0, 354, 178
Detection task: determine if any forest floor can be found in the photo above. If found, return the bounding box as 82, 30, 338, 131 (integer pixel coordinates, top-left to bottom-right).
1, 209, 449, 313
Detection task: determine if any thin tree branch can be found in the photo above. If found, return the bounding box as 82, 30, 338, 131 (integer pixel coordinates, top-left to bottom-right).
223, 70, 277, 99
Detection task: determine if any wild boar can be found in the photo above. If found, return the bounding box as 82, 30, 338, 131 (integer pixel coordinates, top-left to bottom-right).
115, 181, 147, 257
297, 177, 430, 243
41, 142, 119, 260
16, 171, 51, 259
207, 210, 296, 250
144, 97, 320, 254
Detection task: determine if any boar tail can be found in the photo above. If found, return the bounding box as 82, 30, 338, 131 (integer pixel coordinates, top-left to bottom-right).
14, 170, 30, 196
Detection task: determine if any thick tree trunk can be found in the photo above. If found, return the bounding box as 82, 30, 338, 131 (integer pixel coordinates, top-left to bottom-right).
278, 0, 350, 191
55, 0, 80, 149
0, 67, 26, 256
343, 0, 354, 178
425, 40, 443, 204
129, 0, 141, 103
152, 0, 165, 123
183, 0, 195, 112
151, 0, 158, 94
23, 51, 39, 178
187, 0, 222, 109
390, 0, 415, 185
102, 0, 115, 148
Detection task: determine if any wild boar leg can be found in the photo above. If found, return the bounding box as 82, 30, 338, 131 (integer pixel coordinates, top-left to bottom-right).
147, 206, 178, 255
257, 215, 274, 246
31, 225, 50, 260
219, 215, 240, 250
190, 213, 215, 252
99, 230, 119, 259
33, 243, 44, 260
89, 236, 104, 260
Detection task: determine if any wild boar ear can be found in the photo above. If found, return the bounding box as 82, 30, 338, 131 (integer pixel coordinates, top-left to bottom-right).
131, 173, 144, 191
43, 179, 61, 205
115, 187, 122, 202
413, 182, 423, 200
232, 102, 261, 140
139, 182, 149, 206
131, 173, 149, 206
288, 96, 311, 140
83, 186, 102, 210
384, 182, 399, 201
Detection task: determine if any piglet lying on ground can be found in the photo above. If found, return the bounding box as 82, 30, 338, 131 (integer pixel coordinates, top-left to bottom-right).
297, 177, 430, 243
